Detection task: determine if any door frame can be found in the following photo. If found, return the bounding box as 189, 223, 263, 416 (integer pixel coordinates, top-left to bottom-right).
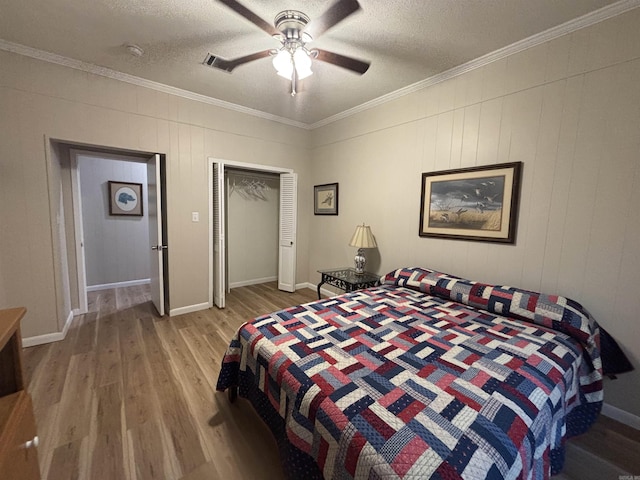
207, 158, 294, 308
69, 149, 89, 314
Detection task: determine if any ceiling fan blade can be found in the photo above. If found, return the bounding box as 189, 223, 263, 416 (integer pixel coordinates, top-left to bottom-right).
306, 0, 361, 38
313, 49, 370, 75
218, 0, 279, 36
203, 50, 272, 73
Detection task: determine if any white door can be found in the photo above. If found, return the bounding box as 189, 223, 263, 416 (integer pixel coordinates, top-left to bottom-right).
148, 154, 165, 316
70, 152, 88, 314
278, 173, 297, 292
213, 162, 226, 308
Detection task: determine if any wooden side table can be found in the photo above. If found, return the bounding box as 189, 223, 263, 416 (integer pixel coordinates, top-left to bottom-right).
317, 268, 380, 299
0, 307, 40, 479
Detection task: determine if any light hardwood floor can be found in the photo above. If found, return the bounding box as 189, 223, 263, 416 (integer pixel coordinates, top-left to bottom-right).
23, 283, 316, 480
23, 283, 639, 480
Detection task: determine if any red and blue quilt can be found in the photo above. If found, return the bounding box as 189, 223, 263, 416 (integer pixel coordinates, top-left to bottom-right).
216, 267, 608, 479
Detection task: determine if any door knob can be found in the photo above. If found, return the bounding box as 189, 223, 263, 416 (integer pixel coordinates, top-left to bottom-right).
24, 436, 39, 449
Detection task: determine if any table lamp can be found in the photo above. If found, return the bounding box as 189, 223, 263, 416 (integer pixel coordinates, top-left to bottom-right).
349, 224, 377, 274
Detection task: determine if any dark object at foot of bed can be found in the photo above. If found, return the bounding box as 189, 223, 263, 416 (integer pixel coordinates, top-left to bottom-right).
228, 385, 238, 403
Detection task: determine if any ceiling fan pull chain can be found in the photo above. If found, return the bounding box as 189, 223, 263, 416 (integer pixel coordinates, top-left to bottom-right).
291, 67, 297, 97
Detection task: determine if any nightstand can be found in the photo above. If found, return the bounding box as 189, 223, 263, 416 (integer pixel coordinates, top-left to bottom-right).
0, 307, 40, 479
317, 268, 380, 299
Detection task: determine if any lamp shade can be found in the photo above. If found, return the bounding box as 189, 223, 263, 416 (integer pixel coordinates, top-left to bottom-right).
349, 224, 377, 249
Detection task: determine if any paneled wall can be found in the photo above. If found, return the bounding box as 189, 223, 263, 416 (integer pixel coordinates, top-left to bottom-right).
310, 9, 640, 416
0, 50, 311, 339
78, 154, 150, 287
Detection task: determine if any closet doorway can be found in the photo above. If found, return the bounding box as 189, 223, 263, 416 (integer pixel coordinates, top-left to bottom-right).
208, 159, 297, 309
226, 168, 280, 288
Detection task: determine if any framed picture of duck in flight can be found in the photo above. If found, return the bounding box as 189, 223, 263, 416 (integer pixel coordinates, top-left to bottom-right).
108, 181, 143, 216
419, 162, 522, 243
314, 182, 339, 215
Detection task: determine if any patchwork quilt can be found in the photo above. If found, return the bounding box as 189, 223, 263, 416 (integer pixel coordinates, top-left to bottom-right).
216, 267, 606, 480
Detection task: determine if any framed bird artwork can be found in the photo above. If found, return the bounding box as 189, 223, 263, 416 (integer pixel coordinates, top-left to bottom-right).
314, 183, 339, 215
419, 162, 522, 243
108, 180, 144, 216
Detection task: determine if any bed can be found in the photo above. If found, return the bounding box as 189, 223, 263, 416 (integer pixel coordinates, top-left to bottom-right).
216, 267, 631, 479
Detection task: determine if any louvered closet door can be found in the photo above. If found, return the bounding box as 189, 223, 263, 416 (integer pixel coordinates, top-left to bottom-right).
278, 173, 297, 292
213, 162, 226, 308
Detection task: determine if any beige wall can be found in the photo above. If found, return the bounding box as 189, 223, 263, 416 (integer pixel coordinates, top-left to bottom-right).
0, 49, 311, 339
309, 9, 640, 416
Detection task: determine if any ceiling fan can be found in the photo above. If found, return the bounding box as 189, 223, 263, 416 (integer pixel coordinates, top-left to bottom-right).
204, 0, 371, 97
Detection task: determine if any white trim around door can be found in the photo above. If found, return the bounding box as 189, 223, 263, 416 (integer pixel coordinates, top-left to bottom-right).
70, 149, 89, 314
207, 158, 295, 309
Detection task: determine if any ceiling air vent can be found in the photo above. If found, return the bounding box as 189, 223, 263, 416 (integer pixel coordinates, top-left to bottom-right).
203, 53, 230, 72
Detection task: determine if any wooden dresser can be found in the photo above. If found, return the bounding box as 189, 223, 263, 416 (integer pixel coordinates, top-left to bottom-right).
0, 308, 40, 479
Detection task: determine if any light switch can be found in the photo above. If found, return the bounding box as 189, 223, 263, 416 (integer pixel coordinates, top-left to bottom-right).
192, 211, 199, 222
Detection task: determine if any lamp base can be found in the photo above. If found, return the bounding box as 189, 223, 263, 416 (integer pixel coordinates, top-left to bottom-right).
354, 248, 366, 275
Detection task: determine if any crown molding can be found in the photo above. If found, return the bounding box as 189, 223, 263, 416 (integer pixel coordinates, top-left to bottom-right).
309, 0, 640, 129
1, 0, 638, 131
0, 39, 310, 130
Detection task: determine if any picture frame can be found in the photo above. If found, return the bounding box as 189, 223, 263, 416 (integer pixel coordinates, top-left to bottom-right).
314, 183, 339, 215
108, 181, 143, 216
419, 162, 522, 243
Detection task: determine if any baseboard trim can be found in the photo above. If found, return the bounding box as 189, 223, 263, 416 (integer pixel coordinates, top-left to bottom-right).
602, 402, 640, 431
296, 281, 315, 291
22, 309, 74, 347
86, 278, 150, 292
169, 302, 210, 317
296, 281, 338, 298
230, 276, 277, 289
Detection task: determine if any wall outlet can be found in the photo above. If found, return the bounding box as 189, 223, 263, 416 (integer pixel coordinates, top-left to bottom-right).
192, 212, 199, 222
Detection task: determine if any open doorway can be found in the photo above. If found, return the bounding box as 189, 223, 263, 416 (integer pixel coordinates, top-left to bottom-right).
208, 159, 298, 309
74, 152, 150, 292
48, 140, 168, 322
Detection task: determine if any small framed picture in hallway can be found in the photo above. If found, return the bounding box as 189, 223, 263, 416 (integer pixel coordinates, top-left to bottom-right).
108, 181, 143, 216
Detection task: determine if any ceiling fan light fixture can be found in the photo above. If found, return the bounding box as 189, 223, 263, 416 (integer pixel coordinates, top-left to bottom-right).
293, 48, 313, 79
212, 0, 370, 96
272, 47, 313, 81
272, 49, 294, 79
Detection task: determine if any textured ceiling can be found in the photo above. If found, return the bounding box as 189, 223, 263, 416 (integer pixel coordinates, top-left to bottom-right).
0, 0, 625, 126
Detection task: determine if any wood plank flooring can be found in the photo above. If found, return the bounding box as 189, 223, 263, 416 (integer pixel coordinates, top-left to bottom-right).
22, 283, 640, 479
23, 283, 316, 480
